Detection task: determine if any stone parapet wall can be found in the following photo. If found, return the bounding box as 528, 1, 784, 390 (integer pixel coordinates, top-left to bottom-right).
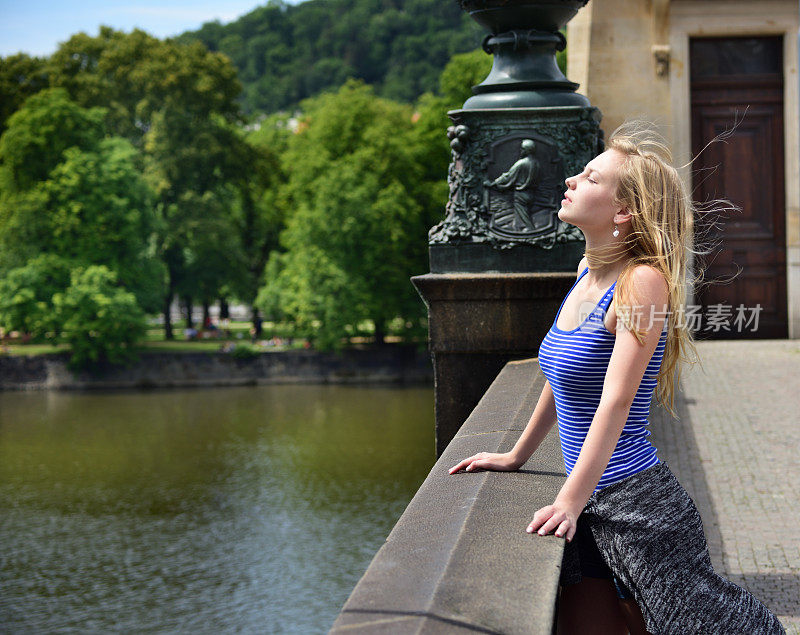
331, 359, 566, 634
0, 347, 432, 391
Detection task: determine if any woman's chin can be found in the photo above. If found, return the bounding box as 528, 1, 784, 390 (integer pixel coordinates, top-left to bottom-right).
558, 212, 583, 231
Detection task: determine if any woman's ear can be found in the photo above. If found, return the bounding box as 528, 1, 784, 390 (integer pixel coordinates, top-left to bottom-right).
615, 207, 633, 225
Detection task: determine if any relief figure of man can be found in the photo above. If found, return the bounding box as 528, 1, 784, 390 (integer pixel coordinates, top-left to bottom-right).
484, 139, 539, 232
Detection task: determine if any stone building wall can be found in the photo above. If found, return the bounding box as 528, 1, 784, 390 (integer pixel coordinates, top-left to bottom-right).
567, 0, 800, 337
568, 0, 672, 140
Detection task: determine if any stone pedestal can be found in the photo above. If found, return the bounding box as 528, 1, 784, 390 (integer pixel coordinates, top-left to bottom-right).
412, 272, 575, 456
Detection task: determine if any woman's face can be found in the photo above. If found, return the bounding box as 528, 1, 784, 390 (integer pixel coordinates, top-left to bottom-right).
558, 149, 626, 232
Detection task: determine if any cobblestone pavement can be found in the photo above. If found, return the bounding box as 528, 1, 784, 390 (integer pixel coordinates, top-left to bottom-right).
649, 339, 800, 634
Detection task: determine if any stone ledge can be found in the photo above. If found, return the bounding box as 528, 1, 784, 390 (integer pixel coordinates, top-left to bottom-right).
412, 272, 574, 303
411, 273, 574, 354
330, 358, 566, 634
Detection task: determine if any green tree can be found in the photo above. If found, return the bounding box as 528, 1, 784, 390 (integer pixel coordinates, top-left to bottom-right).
47, 27, 247, 338
44, 140, 163, 313
438, 48, 493, 106
47, 27, 242, 144
0, 254, 72, 341
180, 0, 482, 113
0, 53, 49, 134
0, 88, 163, 314
53, 266, 147, 370
258, 80, 430, 348
169, 188, 246, 326
143, 111, 247, 336
0, 87, 105, 193
227, 115, 291, 327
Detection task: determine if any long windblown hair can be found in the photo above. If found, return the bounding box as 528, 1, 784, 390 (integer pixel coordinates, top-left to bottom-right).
595, 121, 717, 419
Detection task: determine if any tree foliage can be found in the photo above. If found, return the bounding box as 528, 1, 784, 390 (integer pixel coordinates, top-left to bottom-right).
229, 115, 292, 308
53, 266, 147, 370
0, 14, 556, 353
0, 254, 72, 340
254, 47, 514, 348
0, 87, 106, 193
46, 27, 242, 143
438, 48, 494, 106
0, 260, 147, 370
180, 0, 483, 113
258, 80, 432, 348
0, 88, 163, 314
0, 53, 49, 134
42, 27, 250, 336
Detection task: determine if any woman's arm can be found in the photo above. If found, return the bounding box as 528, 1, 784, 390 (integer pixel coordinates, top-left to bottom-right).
448, 377, 558, 473
527, 265, 669, 541
449, 256, 588, 475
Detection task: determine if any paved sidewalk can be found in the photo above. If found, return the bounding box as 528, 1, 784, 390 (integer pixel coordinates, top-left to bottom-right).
649, 339, 800, 634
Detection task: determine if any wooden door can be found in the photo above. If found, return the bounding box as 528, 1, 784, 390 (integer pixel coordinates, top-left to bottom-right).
690, 36, 787, 339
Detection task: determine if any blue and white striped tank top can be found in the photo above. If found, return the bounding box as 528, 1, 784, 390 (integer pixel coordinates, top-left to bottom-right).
538, 266, 667, 491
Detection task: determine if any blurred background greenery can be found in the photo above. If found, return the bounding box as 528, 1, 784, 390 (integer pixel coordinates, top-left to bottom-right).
0, 0, 566, 369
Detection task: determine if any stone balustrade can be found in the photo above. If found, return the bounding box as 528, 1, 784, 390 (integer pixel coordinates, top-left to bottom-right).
331, 358, 566, 634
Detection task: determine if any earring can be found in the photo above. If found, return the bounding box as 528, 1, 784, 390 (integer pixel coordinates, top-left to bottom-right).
612, 224, 619, 238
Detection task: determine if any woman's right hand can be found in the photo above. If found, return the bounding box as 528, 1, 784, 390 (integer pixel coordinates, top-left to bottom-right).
448, 452, 521, 475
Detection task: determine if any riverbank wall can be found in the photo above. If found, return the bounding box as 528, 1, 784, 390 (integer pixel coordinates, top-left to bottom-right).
0, 346, 433, 391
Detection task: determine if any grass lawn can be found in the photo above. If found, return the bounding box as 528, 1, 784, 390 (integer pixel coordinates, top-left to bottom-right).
0, 343, 71, 356
1, 319, 424, 357
1, 319, 301, 356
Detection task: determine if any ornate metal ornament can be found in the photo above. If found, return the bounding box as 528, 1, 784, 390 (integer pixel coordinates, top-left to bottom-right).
427, 0, 600, 271
430, 107, 601, 250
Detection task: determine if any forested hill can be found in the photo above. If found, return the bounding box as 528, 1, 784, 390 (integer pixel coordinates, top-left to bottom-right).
177, 0, 483, 114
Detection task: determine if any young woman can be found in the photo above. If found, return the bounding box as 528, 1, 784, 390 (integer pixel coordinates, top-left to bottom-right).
448, 123, 785, 634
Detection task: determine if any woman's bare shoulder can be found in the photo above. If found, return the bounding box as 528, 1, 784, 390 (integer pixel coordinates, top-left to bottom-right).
629, 264, 669, 305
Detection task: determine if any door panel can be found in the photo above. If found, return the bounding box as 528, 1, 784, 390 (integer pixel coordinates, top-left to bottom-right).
690, 36, 787, 339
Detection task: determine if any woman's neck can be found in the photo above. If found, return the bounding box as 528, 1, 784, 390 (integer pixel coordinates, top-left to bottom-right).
583, 239, 629, 284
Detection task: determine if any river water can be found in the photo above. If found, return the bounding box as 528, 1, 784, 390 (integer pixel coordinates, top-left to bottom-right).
0, 384, 435, 633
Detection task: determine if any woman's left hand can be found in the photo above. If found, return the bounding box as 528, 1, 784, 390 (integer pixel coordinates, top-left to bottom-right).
526, 499, 583, 542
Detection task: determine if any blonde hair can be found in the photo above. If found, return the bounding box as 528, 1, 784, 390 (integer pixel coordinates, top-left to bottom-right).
593, 121, 712, 419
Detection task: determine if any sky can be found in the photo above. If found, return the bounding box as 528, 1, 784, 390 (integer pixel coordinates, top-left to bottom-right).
0, 0, 303, 58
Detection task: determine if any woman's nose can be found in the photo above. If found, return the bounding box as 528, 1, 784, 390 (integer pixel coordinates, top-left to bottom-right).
565, 176, 576, 188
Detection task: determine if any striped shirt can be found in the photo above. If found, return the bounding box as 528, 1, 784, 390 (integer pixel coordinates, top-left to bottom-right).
538, 266, 667, 491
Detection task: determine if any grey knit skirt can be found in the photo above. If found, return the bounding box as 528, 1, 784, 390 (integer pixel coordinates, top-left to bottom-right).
560, 462, 785, 634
